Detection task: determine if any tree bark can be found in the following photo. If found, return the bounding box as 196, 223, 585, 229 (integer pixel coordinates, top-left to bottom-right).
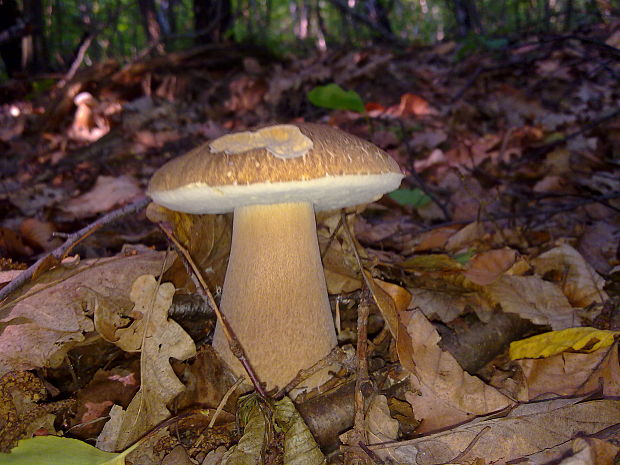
364, 0, 393, 39
448, 0, 482, 37
0, 0, 23, 77
138, 0, 165, 53
193, 0, 232, 44
22, 0, 47, 73
564, 0, 574, 30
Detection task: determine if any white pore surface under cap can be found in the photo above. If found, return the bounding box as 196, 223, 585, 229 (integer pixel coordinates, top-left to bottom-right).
150, 172, 404, 214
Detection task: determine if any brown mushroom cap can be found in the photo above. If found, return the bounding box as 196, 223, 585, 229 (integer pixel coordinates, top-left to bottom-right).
148, 123, 403, 213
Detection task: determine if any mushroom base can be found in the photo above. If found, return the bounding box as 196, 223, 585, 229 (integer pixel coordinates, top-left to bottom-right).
212, 202, 338, 391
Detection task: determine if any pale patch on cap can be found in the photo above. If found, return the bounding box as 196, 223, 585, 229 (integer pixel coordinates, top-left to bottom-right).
209, 124, 313, 159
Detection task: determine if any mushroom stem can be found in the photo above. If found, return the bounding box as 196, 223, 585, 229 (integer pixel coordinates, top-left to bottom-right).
212, 202, 337, 391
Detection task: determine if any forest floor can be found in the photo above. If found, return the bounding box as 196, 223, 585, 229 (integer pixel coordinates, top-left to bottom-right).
0, 19, 619, 465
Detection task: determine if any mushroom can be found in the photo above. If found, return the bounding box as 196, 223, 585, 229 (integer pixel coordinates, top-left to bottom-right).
72, 91, 97, 133
148, 123, 403, 390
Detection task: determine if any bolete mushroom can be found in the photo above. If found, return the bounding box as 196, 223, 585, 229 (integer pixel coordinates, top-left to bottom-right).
148, 123, 403, 390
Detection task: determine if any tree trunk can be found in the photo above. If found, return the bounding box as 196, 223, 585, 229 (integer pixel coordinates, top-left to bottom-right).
564, 0, 574, 30
314, 0, 328, 50
193, 0, 232, 44
542, 0, 551, 31
138, 0, 165, 53
22, 0, 48, 73
293, 0, 310, 40
365, 0, 393, 39
0, 0, 24, 77
449, 0, 482, 37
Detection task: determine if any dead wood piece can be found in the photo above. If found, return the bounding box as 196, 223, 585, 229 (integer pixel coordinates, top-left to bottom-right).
297, 381, 356, 452
436, 312, 537, 373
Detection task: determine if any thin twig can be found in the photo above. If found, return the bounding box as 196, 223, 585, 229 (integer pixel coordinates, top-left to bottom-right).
274, 347, 347, 399
341, 210, 376, 465
450, 426, 491, 463
421, 191, 620, 232
156, 222, 268, 399
0, 196, 150, 304
209, 377, 246, 428
320, 214, 344, 261
359, 441, 385, 464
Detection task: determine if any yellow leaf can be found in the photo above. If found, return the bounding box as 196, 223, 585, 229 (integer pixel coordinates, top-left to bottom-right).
510, 327, 620, 360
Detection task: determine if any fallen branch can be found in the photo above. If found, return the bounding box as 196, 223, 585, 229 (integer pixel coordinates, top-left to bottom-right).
0, 196, 150, 304
57, 33, 96, 89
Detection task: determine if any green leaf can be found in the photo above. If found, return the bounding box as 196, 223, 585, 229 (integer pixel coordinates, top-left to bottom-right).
1, 436, 138, 465
307, 84, 366, 114
388, 188, 432, 208
454, 249, 476, 265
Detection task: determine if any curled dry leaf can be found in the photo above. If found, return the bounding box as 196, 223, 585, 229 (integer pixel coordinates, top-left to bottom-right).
147, 203, 232, 292
374, 278, 412, 312
484, 275, 578, 329
402, 310, 513, 433
531, 243, 608, 308
0, 250, 173, 376
318, 212, 362, 294
362, 271, 415, 373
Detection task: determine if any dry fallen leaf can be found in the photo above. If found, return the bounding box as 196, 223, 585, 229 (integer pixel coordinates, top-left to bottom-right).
221, 396, 324, 465
556, 437, 619, 465
510, 327, 619, 360
373, 398, 620, 465
463, 248, 517, 285
365, 395, 400, 462
97, 275, 196, 450
531, 243, 608, 308
517, 343, 620, 399
147, 203, 232, 292
408, 280, 493, 324
484, 275, 578, 329
62, 175, 143, 218
0, 251, 173, 376
402, 310, 513, 433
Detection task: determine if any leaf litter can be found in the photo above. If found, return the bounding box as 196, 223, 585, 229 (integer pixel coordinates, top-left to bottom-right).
0, 21, 619, 465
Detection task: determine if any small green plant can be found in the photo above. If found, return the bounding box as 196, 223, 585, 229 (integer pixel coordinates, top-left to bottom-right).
454, 249, 476, 265
388, 188, 432, 208
307, 83, 366, 114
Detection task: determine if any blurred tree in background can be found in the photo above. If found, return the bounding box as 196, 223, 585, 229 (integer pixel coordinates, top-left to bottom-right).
0, 0, 616, 78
